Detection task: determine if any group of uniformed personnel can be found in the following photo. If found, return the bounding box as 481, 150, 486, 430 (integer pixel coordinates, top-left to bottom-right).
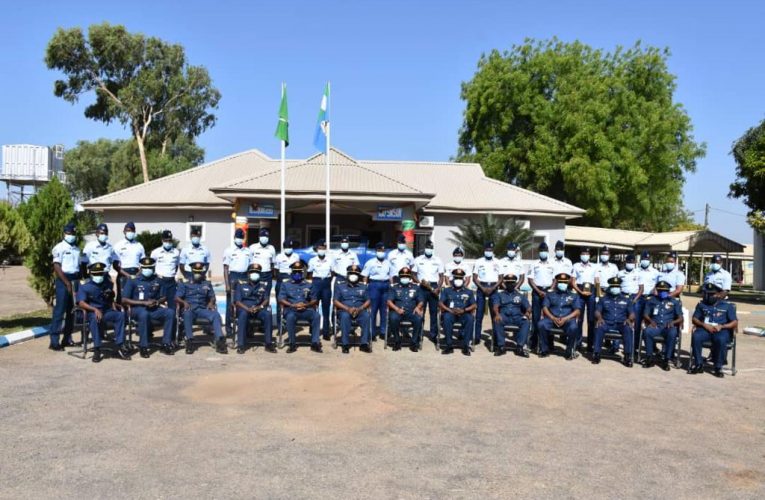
47, 224, 738, 376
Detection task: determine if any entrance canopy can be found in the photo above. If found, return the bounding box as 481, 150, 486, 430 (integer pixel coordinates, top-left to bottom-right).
565, 226, 745, 254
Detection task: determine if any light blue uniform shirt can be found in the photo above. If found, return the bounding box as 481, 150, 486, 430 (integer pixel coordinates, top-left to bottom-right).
413, 254, 444, 283
113, 239, 145, 269
308, 255, 333, 278
387, 249, 415, 278
595, 262, 619, 285
179, 243, 211, 272
222, 244, 253, 273
572, 262, 596, 285
81, 240, 119, 268
657, 268, 685, 290
617, 268, 641, 295
249, 243, 276, 273
474, 257, 501, 283
362, 257, 392, 281
529, 259, 555, 288
498, 257, 525, 280
445, 260, 473, 279
150, 246, 180, 278
52, 240, 81, 274
275, 252, 300, 274
638, 266, 659, 294
331, 250, 360, 277
551, 256, 574, 276
704, 268, 732, 291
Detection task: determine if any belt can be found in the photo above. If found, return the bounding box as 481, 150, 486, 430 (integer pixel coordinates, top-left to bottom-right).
62, 272, 80, 279
123, 267, 139, 273
158, 276, 176, 281
313, 276, 332, 280
369, 279, 389, 283
479, 281, 497, 286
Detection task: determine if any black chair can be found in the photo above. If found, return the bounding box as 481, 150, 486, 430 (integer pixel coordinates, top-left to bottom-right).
231, 302, 272, 350
125, 306, 172, 351
68, 308, 125, 360
278, 308, 317, 349
637, 324, 683, 368
599, 328, 634, 363
489, 324, 521, 353
383, 311, 423, 350
331, 308, 372, 351
176, 309, 216, 350
686, 329, 738, 376
437, 312, 472, 352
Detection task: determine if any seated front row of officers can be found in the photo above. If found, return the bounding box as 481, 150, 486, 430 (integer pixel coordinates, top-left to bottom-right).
71, 255, 737, 377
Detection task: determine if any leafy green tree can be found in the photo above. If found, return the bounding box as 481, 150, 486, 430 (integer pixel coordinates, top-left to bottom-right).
729, 118, 765, 232
448, 214, 534, 258
0, 202, 32, 264
136, 230, 179, 255
64, 138, 124, 200
457, 39, 706, 231
19, 178, 76, 306
45, 22, 220, 184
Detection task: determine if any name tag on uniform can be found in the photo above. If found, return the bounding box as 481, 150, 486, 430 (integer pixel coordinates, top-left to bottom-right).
139, 292, 144, 300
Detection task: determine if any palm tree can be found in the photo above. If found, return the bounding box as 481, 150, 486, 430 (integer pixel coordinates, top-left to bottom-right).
448, 214, 535, 258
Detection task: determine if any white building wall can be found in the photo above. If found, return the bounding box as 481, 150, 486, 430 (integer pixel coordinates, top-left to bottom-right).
755, 229, 764, 291
101, 209, 234, 278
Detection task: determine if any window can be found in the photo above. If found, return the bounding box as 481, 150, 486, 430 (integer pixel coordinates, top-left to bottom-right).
185, 222, 206, 242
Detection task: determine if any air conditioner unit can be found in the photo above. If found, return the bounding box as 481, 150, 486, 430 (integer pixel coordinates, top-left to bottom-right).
515, 219, 530, 229
419, 216, 435, 228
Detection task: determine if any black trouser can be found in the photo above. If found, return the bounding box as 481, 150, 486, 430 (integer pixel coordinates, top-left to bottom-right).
225, 271, 247, 334
275, 272, 289, 321
421, 281, 440, 338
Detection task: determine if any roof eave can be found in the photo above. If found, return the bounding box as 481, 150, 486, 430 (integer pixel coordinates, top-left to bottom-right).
422, 207, 585, 218
82, 202, 232, 211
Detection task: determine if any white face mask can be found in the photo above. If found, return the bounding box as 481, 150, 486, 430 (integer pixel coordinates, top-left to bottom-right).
640, 259, 650, 269
341, 242, 349, 250
97, 234, 108, 243
555, 250, 564, 259
317, 250, 326, 258
191, 236, 201, 245
125, 231, 136, 241
259, 236, 269, 245
397, 243, 406, 251
284, 248, 293, 256
234, 238, 244, 246
600, 254, 610, 263
348, 274, 359, 283
141, 268, 154, 278
453, 256, 463, 263
625, 263, 635, 271
399, 277, 411, 286
664, 262, 675, 272
556, 283, 568, 292
539, 251, 548, 261
249, 272, 260, 282
609, 287, 621, 295
64, 234, 76, 244
507, 251, 517, 259
163, 242, 173, 250
91, 275, 104, 284
453, 278, 464, 288
710, 263, 721, 272
484, 251, 494, 259
376, 251, 385, 260
424, 248, 433, 257
580, 254, 590, 263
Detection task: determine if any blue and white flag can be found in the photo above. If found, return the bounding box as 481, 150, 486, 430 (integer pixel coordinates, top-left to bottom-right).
313, 83, 330, 152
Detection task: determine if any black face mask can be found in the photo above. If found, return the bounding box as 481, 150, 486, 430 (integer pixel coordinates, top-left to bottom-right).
702, 293, 719, 305
503, 281, 516, 291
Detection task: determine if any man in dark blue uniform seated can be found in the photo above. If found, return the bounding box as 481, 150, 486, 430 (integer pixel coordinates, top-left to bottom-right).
234, 263, 275, 354
491, 273, 531, 358
333, 264, 372, 354
641, 280, 683, 371
278, 260, 321, 353
175, 261, 226, 355
689, 282, 738, 378
439, 268, 476, 356
592, 276, 635, 367
76, 262, 130, 363
537, 272, 581, 359
386, 267, 425, 352
122, 257, 175, 358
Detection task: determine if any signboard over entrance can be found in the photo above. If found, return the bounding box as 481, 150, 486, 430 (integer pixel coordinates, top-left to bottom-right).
247, 202, 277, 219
374, 205, 403, 221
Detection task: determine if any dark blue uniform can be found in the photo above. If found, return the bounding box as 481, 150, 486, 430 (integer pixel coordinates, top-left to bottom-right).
387, 284, 425, 344
691, 300, 736, 370
594, 293, 634, 355
335, 282, 371, 346
176, 280, 222, 340
537, 290, 581, 353
491, 289, 530, 349
76, 280, 125, 348
234, 279, 273, 348
278, 281, 321, 344
440, 287, 476, 349
123, 275, 175, 347
642, 296, 682, 359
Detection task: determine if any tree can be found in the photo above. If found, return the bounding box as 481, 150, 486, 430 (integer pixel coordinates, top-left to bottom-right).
729, 118, 765, 232
0, 202, 32, 264
65, 136, 204, 199
136, 230, 179, 255
448, 214, 534, 258
45, 22, 220, 184
457, 39, 706, 231
19, 178, 76, 306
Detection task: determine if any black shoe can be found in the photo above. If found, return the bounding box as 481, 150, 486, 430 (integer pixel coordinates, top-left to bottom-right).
185, 342, 194, 355
462, 347, 471, 356
342, 345, 350, 354
322, 333, 331, 341
116, 345, 132, 360
442, 347, 454, 355
237, 346, 246, 354
565, 351, 576, 361
689, 364, 704, 374
360, 344, 372, 353
473, 338, 481, 346
494, 346, 507, 357
49, 344, 65, 351
539, 351, 550, 358
286, 344, 297, 353
643, 358, 655, 368
624, 357, 633, 368
311, 343, 323, 353
713, 368, 724, 378
92, 348, 103, 363
265, 343, 277, 353
392, 342, 401, 351
515, 347, 529, 358
410, 344, 419, 353
61, 338, 76, 348
161, 344, 175, 355
140, 347, 151, 359
591, 353, 601, 365
660, 359, 670, 371
216, 338, 228, 354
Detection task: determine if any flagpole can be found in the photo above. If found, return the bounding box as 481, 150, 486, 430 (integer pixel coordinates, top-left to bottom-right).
325, 81, 331, 249
280, 83, 287, 252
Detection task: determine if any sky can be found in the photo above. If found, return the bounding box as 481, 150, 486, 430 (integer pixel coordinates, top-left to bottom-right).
1, 0, 763, 243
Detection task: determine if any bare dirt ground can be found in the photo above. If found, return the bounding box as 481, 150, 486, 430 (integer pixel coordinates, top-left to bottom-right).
0, 265, 47, 316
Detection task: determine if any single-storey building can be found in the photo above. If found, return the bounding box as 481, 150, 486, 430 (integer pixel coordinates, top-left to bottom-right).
83, 147, 583, 277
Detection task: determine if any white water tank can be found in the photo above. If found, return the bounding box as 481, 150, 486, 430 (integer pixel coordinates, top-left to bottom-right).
1, 144, 64, 181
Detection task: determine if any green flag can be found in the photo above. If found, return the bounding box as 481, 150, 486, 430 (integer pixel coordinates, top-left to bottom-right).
275, 85, 289, 146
